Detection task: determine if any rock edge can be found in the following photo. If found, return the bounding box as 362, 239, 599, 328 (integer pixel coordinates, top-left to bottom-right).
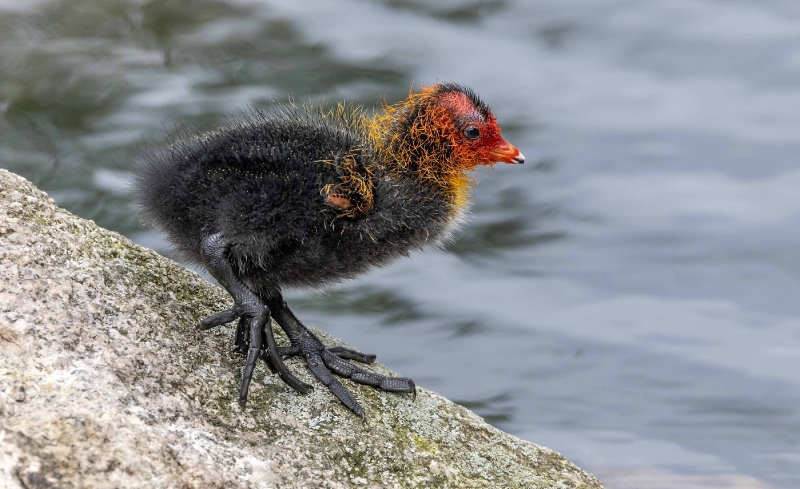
0, 169, 603, 489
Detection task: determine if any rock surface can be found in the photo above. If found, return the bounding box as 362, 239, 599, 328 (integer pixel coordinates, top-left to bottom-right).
0, 169, 603, 489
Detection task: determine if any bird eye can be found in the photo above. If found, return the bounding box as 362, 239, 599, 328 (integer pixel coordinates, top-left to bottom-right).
464, 126, 480, 140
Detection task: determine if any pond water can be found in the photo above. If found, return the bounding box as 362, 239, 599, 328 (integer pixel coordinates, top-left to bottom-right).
3, 1, 800, 487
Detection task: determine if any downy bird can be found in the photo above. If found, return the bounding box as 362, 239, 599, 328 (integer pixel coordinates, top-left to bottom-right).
135, 83, 524, 417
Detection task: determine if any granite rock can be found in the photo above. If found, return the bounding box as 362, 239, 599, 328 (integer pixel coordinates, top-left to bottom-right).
0, 169, 603, 489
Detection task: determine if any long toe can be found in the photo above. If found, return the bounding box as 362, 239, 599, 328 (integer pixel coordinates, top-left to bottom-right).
306, 353, 365, 418
200, 307, 239, 330
327, 345, 377, 364
321, 349, 416, 396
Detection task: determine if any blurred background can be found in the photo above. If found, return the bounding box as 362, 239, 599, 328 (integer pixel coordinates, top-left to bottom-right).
2, 0, 800, 487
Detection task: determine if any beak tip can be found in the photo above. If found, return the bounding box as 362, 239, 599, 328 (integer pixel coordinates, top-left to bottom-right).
488, 141, 525, 165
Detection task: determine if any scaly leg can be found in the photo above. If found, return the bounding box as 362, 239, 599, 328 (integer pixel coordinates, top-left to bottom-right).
269, 297, 416, 418
199, 233, 312, 407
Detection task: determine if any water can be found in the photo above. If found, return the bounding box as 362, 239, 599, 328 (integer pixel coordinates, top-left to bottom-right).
2, 1, 800, 487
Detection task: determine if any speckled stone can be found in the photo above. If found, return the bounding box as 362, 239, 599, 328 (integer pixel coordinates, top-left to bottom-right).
0, 169, 603, 489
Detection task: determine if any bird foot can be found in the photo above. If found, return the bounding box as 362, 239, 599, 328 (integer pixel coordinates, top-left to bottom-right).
270, 302, 416, 418
200, 305, 314, 402
201, 304, 416, 417
198, 232, 411, 413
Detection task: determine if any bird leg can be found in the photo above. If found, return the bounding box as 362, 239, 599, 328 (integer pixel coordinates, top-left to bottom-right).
199, 233, 312, 407
268, 298, 416, 418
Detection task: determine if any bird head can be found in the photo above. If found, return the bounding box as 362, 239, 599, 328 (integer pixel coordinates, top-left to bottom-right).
368, 83, 524, 208
428, 83, 524, 167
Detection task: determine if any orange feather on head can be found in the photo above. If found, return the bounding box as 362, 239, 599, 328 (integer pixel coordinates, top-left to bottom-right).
367, 83, 521, 211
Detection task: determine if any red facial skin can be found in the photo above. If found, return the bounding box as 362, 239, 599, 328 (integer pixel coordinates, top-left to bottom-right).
369, 84, 524, 210
437, 91, 524, 167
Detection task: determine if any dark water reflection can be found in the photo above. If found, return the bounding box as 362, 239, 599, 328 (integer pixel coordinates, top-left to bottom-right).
3, 1, 800, 487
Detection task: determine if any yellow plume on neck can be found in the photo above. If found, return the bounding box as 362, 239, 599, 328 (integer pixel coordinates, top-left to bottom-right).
364, 86, 473, 211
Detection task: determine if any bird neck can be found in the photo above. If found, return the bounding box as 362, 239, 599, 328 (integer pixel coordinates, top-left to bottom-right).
365, 88, 473, 211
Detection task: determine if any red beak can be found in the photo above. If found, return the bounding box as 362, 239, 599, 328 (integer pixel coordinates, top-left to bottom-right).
488, 138, 525, 164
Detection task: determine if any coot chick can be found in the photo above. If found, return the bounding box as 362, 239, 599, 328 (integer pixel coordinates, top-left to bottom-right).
135, 83, 524, 417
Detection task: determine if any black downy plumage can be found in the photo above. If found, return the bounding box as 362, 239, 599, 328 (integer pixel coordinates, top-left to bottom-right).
134, 83, 524, 417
